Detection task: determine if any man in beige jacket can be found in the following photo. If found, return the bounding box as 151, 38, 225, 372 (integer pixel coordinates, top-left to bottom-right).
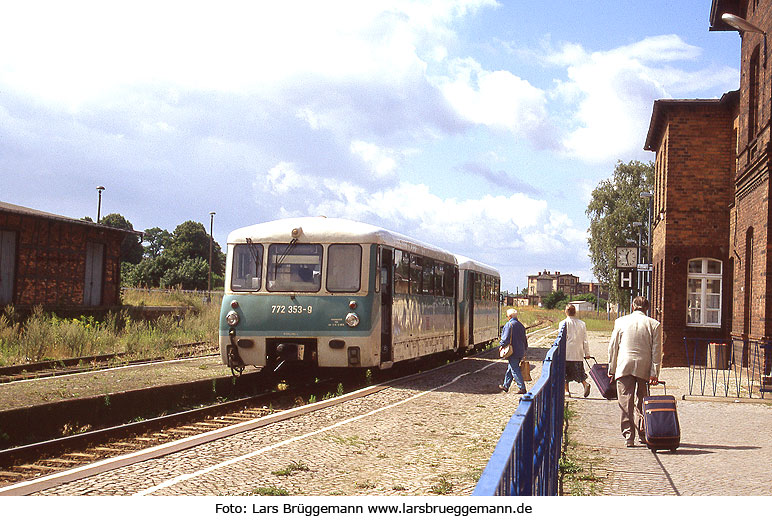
607, 296, 662, 447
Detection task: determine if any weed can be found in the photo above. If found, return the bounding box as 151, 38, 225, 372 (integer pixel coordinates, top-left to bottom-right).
429, 476, 453, 495
559, 400, 605, 496
328, 434, 365, 447
252, 487, 290, 496
271, 461, 310, 476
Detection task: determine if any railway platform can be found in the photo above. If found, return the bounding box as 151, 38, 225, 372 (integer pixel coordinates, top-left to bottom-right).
568, 333, 772, 496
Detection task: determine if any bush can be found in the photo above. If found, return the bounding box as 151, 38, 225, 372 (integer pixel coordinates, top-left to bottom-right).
542, 291, 567, 309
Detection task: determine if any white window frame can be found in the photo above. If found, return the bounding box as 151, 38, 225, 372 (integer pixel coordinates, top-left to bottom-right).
686, 258, 722, 328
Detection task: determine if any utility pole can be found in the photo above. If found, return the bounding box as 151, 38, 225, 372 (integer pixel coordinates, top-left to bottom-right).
207, 211, 216, 303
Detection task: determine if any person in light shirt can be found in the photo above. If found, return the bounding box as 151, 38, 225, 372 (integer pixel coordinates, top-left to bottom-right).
607, 296, 662, 447
560, 304, 592, 397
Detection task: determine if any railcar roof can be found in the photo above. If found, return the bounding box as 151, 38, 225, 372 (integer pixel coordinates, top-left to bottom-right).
455, 254, 500, 277
227, 216, 456, 263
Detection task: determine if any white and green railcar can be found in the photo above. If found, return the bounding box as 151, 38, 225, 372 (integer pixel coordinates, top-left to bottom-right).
220, 217, 465, 375
456, 255, 501, 351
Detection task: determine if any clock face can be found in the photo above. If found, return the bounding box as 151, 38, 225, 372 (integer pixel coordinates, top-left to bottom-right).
616, 247, 638, 268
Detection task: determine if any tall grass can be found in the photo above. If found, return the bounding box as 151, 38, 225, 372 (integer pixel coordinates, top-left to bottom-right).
0, 291, 221, 367
503, 305, 615, 332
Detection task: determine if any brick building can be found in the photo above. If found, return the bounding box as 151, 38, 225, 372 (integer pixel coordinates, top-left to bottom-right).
525, 270, 606, 306
644, 97, 738, 366
643, 0, 772, 372
0, 201, 137, 311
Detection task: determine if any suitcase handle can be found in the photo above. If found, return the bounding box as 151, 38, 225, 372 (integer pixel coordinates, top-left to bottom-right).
583, 356, 597, 370
650, 380, 666, 395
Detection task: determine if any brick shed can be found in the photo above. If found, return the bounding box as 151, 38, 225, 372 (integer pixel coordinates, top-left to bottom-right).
0, 201, 139, 311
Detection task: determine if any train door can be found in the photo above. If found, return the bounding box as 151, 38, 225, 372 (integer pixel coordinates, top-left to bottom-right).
379, 246, 393, 365
468, 271, 476, 347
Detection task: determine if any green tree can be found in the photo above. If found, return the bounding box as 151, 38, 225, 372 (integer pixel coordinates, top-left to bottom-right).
122, 220, 225, 290
101, 213, 143, 264
159, 257, 211, 290
586, 160, 653, 307
165, 221, 225, 275
142, 227, 172, 259
542, 290, 567, 309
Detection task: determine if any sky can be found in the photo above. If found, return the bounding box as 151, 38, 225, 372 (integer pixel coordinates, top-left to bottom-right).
0, 1, 741, 291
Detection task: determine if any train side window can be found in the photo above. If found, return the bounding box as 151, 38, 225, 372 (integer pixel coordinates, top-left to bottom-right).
444, 263, 455, 297
422, 259, 434, 295
327, 244, 362, 292
474, 272, 482, 300
410, 254, 423, 295
231, 243, 263, 291
435, 263, 445, 296
394, 249, 409, 294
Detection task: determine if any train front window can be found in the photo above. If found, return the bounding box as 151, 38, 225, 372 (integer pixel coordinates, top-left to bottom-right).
267, 243, 322, 292
231, 243, 263, 291
327, 244, 362, 292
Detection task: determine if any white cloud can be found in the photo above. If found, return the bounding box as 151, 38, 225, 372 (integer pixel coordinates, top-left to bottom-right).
435, 58, 548, 134
547, 35, 738, 163
255, 164, 587, 289
0, 0, 496, 109
350, 141, 398, 177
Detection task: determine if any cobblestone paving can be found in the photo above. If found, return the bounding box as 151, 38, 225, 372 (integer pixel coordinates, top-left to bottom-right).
36, 353, 542, 496
570, 332, 772, 496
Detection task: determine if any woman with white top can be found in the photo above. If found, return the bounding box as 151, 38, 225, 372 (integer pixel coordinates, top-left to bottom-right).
561, 304, 592, 397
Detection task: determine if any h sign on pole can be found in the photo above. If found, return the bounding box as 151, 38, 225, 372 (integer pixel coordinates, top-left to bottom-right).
619, 270, 634, 289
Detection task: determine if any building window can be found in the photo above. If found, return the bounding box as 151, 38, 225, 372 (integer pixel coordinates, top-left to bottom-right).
686, 258, 722, 327
749, 47, 760, 141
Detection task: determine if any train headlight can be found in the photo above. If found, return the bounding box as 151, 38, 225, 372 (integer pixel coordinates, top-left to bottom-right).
226, 310, 240, 327
345, 312, 360, 328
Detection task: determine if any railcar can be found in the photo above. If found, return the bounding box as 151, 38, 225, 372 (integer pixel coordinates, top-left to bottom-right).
219, 217, 465, 375
456, 255, 501, 352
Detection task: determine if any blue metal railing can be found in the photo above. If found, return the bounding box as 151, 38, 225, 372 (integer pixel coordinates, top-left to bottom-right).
473, 323, 566, 496
684, 337, 771, 398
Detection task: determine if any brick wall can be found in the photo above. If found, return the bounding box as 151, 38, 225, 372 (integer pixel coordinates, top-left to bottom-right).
0, 210, 123, 308
648, 101, 736, 366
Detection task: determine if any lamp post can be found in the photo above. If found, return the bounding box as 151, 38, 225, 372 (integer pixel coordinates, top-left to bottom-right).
632, 221, 643, 299
207, 211, 216, 303
640, 190, 653, 302
96, 186, 105, 223
722, 13, 767, 66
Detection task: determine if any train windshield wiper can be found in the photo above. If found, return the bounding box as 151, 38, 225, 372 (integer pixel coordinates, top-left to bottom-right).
274, 238, 298, 279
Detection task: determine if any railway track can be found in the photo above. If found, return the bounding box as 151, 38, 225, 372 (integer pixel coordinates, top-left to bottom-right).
0, 375, 359, 492
0, 342, 218, 383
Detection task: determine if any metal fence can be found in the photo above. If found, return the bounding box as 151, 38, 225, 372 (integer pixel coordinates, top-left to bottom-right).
473, 323, 566, 496
683, 337, 771, 399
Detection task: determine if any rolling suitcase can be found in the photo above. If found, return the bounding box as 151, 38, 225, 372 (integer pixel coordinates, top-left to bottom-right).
643, 381, 681, 452
584, 356, 617, 400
